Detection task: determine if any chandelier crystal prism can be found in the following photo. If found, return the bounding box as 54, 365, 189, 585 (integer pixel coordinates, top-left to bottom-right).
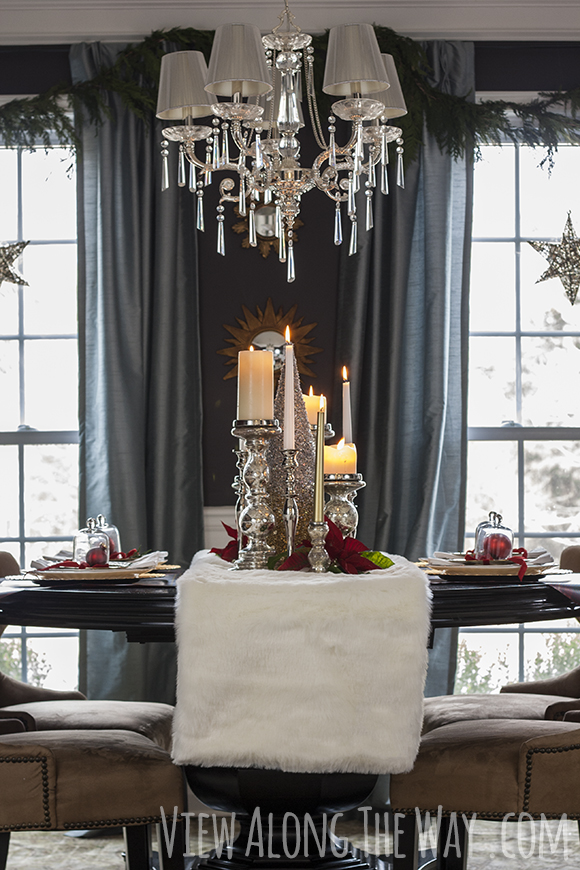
156, 3, 407, 282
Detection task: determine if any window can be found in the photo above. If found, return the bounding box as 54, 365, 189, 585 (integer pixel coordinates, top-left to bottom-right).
458, 143, 580, 691
0, 143, 79, 689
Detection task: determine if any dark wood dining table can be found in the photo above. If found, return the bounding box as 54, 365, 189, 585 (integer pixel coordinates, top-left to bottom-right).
0, 573, 578, 643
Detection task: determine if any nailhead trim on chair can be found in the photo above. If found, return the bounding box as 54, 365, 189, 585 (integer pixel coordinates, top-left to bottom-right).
0, 756, 51, 830
523, 742, 580, 812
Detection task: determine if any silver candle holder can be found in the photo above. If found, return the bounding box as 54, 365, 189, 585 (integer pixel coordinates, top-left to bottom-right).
231, 419, 281, 570
282, 448, 299, 556
232, 443, 248, 542
309, 422, 336, 441
308, 521, 330, 572
323, 473, 366, 538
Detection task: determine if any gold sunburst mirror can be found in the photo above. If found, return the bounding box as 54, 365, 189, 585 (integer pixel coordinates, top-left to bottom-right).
218, 298, 322, 380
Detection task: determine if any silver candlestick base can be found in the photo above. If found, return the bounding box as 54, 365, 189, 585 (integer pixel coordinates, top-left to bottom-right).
282, 448, 299, 556
324, 473, 366, 538
309, 422, 335, 441
231, 419, 281, 570
308, 520, 330, 573
232, 443, 248, 542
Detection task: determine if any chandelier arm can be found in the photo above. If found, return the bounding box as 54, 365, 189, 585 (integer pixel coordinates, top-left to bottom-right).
183, 146, 207, 171
230, 122, 253, 158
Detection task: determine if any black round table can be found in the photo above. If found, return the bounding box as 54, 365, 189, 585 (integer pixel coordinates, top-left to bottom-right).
0, 575, 577, 643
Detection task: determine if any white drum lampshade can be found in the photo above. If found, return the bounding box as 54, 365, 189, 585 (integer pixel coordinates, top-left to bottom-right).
374, 54, 408, 119
156, 51, 212, 120
205, 24, 273, 97
322, 24, 390, 97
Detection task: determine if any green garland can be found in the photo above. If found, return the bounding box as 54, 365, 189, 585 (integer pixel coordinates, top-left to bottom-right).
1, 26, 579, 165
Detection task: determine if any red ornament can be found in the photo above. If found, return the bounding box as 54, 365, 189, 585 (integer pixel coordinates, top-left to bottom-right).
86, 545, 108, 567
481, 533, 512, 560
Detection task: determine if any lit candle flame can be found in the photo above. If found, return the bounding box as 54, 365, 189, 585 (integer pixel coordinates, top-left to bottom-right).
342, 366, 348, 381
285, 325, 291, 343
309, 385, 314, 396
319, 394, 325, 411
338, 437, 345, 449
249, 345, 254, 352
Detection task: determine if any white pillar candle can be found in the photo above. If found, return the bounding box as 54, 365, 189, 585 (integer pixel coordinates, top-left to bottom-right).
283, 328, 295, 450
342, 366, 353, 445
237, 347, 274, 420
324, 438, 357, 474
303, 386, 326, 426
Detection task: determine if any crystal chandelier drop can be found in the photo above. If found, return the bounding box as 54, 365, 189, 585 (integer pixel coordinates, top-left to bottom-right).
156, 3, 407, 282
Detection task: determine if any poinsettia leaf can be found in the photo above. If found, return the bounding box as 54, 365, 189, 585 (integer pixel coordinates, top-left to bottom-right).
277, 548, 310, 571
361, 551, 394, 570
222, 522, 239, 540
324, 517, 345, 561
342, 536, 370, 555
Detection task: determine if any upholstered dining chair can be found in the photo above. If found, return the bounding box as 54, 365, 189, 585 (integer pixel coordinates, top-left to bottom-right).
0, 551, 174, 751
389, 717, 580, 870
0, 716, 187, 870
422, 544, 580, 734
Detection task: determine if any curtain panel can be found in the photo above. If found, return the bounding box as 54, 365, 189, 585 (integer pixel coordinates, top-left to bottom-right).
335, 41, 474, 695
71, 43, 205, 703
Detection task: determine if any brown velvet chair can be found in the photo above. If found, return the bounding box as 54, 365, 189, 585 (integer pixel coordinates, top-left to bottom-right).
422, 545, 580, 734
390, 717, 580, 869
0, 551, 174, 751
0, 716, 187, 870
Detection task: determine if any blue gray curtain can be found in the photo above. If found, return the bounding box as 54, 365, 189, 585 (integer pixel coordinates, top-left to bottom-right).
71, 43, 205, 703
335, 42, 474, 695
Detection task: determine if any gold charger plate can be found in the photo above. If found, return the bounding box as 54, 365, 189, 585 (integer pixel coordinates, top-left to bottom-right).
427, 561, 558, 579
30, 568, 150, 585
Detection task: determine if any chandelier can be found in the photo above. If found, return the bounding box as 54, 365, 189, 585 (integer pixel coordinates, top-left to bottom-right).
156, 3, 407, 282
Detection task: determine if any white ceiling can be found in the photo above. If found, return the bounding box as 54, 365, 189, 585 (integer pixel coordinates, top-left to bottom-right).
1, 0, 580, 45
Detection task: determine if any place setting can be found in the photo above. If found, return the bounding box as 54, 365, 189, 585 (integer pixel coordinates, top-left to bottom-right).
424, 511, 562, 582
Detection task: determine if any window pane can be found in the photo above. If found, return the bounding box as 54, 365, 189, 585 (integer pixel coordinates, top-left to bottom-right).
470, 242, 516, 332
21, 148, 76, 241
524, 440, 580, 534
22, 244, 77, 335
472, 145, 515, 238
468, 336, 517, 426
27, 635, 79, 691
0, 149, 18, 240
524, 630, 580, 681
24, 339, 78, 430
0, 283, 19, 336
521, 243, 580, 332
521, 336, 580, 426
0, 340, 20, 428
0, 445, 19, 538
520, 145, 580, 238
24, 444, 79, 538
455, 632, 518, 693
466, 440, 518, 531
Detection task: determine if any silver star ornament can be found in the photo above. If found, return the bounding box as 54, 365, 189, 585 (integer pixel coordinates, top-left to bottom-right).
528, 212, 580, 306
0, 241, 29, 288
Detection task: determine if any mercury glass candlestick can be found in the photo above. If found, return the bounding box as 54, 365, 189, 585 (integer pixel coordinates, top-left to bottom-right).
324, 473, 366, 538
309, 422, 336, 441
232, 442, 248, 541
231, 420, 280, 570
282, 448, 299, 556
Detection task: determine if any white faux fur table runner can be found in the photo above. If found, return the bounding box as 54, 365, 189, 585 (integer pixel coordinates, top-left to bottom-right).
172, 553, 431, 775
